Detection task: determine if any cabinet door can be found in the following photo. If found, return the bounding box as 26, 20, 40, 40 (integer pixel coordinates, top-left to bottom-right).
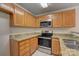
13, 6, 25, 26
30, 37, 38, 54
0, 3, 14, 14
52, 38, 61, 56
38, 15, 47, 21
19, 40, 30, 56
27, 14, 36, 27
34, 37, 38, 49
33, 16, 36, 27
27, 14, 32, 27
63, 9, 75, 27
24, 12, 30, 27
30, 16, 36, 27
52, 12, 63, 28
35, 17, 40, 27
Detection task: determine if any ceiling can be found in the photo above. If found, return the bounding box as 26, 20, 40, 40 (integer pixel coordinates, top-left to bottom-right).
18, 3, 79, 16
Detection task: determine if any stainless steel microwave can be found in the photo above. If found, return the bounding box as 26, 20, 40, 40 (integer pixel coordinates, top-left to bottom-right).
40, 21, 52, 28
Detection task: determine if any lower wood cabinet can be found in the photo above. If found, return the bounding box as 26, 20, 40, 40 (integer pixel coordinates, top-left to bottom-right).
30, 37, 38, 54
10, 36, 38, 56
52, 38, 61, 56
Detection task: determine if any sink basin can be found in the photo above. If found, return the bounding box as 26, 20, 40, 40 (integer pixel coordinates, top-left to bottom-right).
63, 39, 76, 49
63, 39, 79, 50
76, 41, 79, 50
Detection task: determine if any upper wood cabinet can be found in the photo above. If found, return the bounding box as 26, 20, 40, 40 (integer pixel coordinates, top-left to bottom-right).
24, 12, 30, 27
30, 15, 36, 27
52, 9, 75, 28
0, 3, 75, 28
37, 15, 47, 21
29, 14, 36, 27
35, 17, 40, 27
0, 3, 14, 14
63, 9, 75, 27
13, 6, 25, 26
52, 12, 63, 28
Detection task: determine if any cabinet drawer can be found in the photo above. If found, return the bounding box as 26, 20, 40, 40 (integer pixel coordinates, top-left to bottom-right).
31, 43, 37, 47
30, 45, 37, 50
30, 41, 37, 45
30, 39, 35, 42
20, 47, 30, 56
31, 39, 38, 43
19, 44, 29, 50
20, 47, 30, 52
19, 40, 29, 46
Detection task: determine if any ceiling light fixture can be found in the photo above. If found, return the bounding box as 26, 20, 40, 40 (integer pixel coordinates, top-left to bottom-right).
40, 3, 48, 8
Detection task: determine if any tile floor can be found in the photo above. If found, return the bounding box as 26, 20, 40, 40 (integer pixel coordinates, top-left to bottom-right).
32, 50, 50, 56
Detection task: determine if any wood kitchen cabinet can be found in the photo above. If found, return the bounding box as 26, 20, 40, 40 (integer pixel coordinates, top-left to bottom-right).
35, 17, 40, 27
27, 14, 32, 27
63, 9, 75, 27
52, 38, 61, 56
0, 3, 14, 14
30, 37, 38, 54
29, 15, 36, 27
37, 15, 48, 21
19, 39, 30, 56
24, 11, 36, 27
52, 9, 75, 28
10, 39, 30, 56
12, 6, 25, 26
24, 12, 30, 27
0, 3, 75, 28
52, 12, 63, 28
10, 36, 38, 56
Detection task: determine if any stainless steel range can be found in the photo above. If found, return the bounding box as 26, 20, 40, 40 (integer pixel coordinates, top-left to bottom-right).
38, 31, 53, 54
38, 31, 53, 48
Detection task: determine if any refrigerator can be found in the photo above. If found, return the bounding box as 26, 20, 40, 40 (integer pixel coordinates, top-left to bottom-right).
0, 12, 10, 56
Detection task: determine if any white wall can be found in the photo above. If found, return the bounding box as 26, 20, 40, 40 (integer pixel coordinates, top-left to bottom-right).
0, 12, 10, 56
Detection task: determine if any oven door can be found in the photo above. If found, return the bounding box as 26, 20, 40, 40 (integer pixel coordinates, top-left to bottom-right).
38, 38, 51, 48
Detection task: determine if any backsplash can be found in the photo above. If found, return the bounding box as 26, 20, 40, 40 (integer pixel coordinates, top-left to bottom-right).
10, 27, 53, 34
10, 27, 75, 34
53, 28, 74, 34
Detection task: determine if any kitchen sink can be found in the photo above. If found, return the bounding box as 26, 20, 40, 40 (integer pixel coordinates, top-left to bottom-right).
63, 39, 79, 50
63, 39, 76, 49
76, 41, 79, 50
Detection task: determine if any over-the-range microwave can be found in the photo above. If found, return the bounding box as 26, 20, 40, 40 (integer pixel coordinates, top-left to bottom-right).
40, 20, 52, 28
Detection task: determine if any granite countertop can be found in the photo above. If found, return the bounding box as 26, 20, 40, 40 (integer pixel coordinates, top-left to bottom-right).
10, 32, 79, 55
10, 33, 40, 41
53, 33, 79, 56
